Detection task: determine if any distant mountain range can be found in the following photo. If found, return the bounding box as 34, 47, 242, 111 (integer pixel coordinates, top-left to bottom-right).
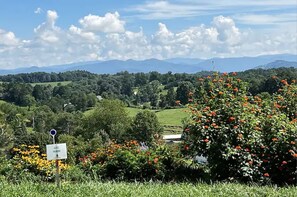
255, 60, 297, 69
0, 54, 296, 75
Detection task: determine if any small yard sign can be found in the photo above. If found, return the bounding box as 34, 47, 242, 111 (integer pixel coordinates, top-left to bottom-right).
46, 143, 67, 160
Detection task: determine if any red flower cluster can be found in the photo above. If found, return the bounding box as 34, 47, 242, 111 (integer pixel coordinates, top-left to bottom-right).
264, 173, 269, 177
229, 117, 236, 122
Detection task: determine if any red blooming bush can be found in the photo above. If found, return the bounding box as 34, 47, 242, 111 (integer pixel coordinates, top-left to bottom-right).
182, 73, 297, 184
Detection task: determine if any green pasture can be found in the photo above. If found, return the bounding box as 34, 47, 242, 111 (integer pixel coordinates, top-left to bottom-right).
125, 107, 188, 126
155, 108, 188, 126
30, 81, 72, 87
85, 107, 188, 126
125, 107, 143, 117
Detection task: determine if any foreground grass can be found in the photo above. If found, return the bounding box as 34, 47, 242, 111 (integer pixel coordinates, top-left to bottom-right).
0, 181, 295, 197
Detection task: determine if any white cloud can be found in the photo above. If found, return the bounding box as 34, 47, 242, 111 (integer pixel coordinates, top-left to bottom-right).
234, 13, 297, 25
34, 7, 43, 14
69, 25, 97, 41
131, 1, 205, 19
79, 12, 125, 33
128, 0, 297, 20
0, 29, 19, 46
47, 10, 58, 26
153, 23, 174, 44
213, 0, 297, 7
212, 15, 240, 45
147, 16, 242, 58
34, 10, 61, 43
101, 28, 151, 60
0, 10, 296, 69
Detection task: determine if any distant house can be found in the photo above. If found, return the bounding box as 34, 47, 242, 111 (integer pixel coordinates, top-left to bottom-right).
163, 134, 182, 143
163, 134, 208, 163
96, 95, 103, 100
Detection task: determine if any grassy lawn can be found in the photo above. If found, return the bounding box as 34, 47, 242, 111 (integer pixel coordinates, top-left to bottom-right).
125, 107, 188, 134
125, 107, 143, 117
125, 107, 188, 126
0, 100, 7, 104
0, 181, 295, 197
155, 108, 188, 126
30, 81, 72, 87
83, 107, 95, 117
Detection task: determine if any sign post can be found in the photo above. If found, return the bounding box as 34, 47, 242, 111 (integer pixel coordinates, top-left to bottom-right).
46, 129, 67, 188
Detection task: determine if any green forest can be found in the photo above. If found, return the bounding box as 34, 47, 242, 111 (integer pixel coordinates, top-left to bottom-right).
0, 67, 296, 187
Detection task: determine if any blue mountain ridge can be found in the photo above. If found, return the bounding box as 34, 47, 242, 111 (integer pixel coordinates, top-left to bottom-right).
0, 54, 296, 75
255, 60, 297, 69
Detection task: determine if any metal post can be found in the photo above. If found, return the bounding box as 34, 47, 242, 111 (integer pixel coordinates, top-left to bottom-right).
55, 158, 60, 187
212, 60, 215, 72
50, 129, 59, 188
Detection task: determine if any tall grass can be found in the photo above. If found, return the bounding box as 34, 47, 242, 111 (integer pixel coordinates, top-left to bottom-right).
0, 181, 296, 197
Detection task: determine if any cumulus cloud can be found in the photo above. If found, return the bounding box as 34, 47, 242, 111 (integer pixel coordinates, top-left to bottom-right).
101, 28, 151, 60
212, 15, 240, 45
34, 10, 61, 43
0, 10, 296, 69
47, 10, 58, 26
153, 23, 174, 43
148, 16, 242, 58
79, 12, 125, 33
0, 29, 19, 46
69, 25, 97, 42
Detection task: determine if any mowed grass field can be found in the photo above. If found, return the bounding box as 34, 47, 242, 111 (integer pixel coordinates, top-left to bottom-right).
127, 107, 189, 134
125, 107, 189, 126
0, 181, 295, 197
85, 107, 188, 127
0, 100, 7, 104
30, 81, 72, 86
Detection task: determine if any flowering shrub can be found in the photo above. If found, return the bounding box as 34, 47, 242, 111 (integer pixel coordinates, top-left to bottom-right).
273, 78, 297, 121
182, 73, 297, 184
11, 144, 68, 181
79, 140, 204, 181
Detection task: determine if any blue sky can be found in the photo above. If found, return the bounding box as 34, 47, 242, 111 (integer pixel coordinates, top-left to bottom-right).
0, 0, 296, 69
